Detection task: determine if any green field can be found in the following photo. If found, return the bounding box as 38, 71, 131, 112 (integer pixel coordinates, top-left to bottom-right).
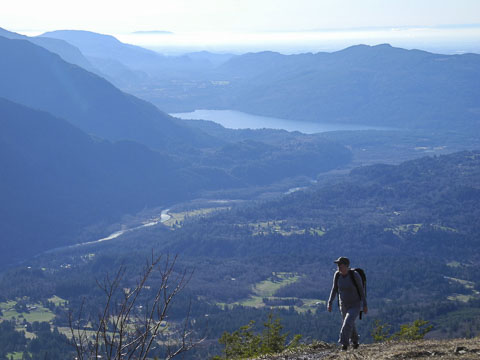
246, 220, 325, 237
253, 272, 301, 297
445, 277, 479, 302
446, 261, 462, 268
58, 320, 172, 347
0, 299, 55, 340
385, 223, 423, 236
48, 295, 67, 307
5, 352, 25, 360
432, 225, 457, 233
445, 276, 475, 289
447, 294, 476, 302
0, 301, 53, 323
385, 223, 458, 237
163, 207, 229, 228
222, 273, 325, 313
0, 296, 67, 332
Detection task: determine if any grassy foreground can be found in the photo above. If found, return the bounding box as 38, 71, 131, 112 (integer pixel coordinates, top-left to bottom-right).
258, 337, 480, 359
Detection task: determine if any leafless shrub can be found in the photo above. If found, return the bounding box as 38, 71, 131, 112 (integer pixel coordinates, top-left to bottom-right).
69, 253, 203, 359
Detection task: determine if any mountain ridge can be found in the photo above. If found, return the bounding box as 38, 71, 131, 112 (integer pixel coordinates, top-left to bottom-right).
144, 43, 480, 133
40, 29, 162, 67
0, 27, 96, 72
0, 35, 215, 151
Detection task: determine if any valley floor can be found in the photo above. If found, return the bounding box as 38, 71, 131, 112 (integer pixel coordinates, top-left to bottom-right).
259, 338, 480, 359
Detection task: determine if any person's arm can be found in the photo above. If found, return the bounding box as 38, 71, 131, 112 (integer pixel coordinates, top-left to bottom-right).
327, 272, 339, 312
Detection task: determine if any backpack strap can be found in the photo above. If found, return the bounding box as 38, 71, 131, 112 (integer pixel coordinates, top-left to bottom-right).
334, 272, 340, 309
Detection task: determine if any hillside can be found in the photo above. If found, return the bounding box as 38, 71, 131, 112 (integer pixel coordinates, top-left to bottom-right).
0, 97, 205, 265
160, 151, 480, 262
261, 338, 480, 359
0, 35, 213, 151
1, 150, 479, 358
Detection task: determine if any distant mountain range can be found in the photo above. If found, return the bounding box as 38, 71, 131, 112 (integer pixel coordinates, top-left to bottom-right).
0, 28, 151, 89
146, 44, 480, 133
39, 30, 234, 80
40, 30, 167, 71
7, 28, 479, 135
0, 27, 96, 72
214, 44, 480, 131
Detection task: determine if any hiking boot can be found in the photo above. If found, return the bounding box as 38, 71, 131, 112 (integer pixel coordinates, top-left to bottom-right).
352, 342, 359, 349
341, 344, 348, 351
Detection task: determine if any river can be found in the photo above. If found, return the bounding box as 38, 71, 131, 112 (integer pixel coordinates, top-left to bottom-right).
42, 210, 171, 255
81, 209, 171, 246
171, 109, 390, 134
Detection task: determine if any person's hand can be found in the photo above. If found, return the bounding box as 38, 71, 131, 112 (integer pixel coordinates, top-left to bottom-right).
363, 306, 368, 315
327, 305, 332, 312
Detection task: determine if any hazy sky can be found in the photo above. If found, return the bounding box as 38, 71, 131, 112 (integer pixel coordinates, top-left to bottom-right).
2, 0, 480, 34
2, 0, 480, 54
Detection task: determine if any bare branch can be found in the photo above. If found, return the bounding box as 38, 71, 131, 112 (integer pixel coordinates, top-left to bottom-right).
68, 253, 199, 359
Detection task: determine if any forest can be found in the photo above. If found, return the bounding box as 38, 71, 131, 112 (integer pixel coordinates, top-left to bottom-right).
0, 150, 479, 358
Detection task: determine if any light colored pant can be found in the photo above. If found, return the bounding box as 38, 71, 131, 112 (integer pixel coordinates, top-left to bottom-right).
339, 305, 360, 346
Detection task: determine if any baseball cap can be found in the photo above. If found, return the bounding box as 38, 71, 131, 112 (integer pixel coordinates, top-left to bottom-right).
333, 257, 350, 266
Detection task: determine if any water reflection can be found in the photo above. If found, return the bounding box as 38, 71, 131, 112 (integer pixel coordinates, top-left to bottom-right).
171, 109, 392, 134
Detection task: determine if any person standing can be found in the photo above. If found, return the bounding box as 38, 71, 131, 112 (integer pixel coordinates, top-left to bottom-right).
327, 257, 368, 351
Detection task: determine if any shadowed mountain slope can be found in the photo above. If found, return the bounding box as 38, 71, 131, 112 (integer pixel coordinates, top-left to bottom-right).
0, 36, 214, 151
0, 97, 214, 265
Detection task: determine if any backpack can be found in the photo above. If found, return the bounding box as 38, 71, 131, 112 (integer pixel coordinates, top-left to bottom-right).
334, 268, 367, 319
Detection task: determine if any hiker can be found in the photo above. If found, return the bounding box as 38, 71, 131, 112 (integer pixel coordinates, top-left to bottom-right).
327, 256, 368, 351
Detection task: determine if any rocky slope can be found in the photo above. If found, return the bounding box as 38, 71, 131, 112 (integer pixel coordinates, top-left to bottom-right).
258, 338, 480, 359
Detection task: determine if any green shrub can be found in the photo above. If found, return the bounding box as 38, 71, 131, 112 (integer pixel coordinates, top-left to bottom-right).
371, 319, 391, 342
371, 319, 433, 342
391, 319, 433, 341
213, 314, 302, 359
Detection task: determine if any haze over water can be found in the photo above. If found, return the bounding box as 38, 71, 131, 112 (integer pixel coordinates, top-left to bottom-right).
115, 26, 480, 55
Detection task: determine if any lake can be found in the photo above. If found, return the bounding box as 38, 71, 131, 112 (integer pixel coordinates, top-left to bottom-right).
171, 109, 390, 134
